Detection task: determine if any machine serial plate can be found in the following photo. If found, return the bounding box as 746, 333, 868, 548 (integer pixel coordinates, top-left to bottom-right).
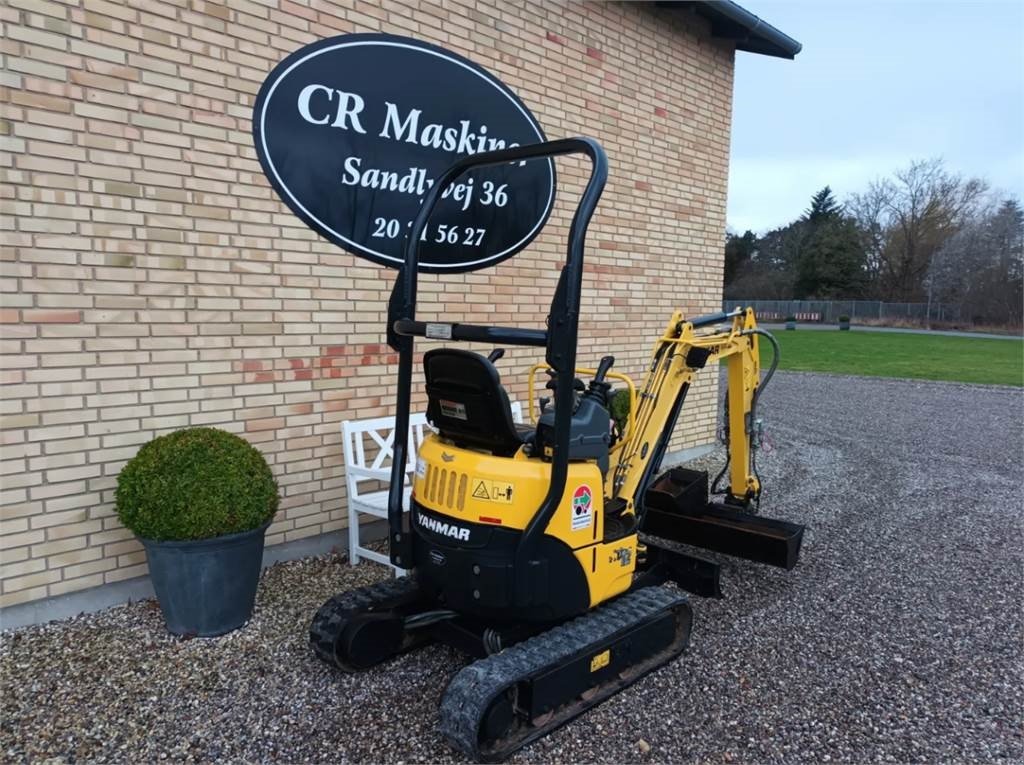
426, 323, 453, 340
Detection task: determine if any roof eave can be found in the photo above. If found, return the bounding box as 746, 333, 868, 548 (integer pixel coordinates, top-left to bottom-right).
659, 1, 803, 60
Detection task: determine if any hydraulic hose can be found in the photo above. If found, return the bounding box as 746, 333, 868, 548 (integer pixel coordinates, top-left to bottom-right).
745, 327, 780, 424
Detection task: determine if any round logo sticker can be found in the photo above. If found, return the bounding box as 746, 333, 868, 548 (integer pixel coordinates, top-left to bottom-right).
571, 485, 593, 531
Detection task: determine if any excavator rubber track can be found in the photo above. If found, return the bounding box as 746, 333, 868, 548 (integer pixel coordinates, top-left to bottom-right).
310, 575, 429, 671
438, 585, 693, 762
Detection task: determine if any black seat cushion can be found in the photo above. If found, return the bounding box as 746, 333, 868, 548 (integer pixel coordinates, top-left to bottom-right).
424, 349, 525, 457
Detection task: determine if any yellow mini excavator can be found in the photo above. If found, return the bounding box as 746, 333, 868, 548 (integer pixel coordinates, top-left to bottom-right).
311, 138, 806, 761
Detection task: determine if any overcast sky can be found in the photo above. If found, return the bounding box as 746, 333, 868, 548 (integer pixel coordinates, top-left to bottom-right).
727, 1, 1024, 234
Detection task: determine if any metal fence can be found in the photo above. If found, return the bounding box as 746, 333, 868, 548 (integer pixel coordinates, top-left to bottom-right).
722, 299, 964, 325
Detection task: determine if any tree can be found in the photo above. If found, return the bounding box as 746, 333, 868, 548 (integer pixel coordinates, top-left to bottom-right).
987, 198, 1024, 325
966, 199, 1023, 325
926, 197, 1023, 326
724, 221, 803, 299
724, 229, 757, 287
795, 216, 869, 299
989, 198, 1024, 284
848, 159, 988, 301
924, 215, 987, 324
804, 186, 842, 223
723, 188, 868, 300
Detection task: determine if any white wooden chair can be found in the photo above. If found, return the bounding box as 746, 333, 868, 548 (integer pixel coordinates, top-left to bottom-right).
342, 403, 522, 575
341, 413, 429, 575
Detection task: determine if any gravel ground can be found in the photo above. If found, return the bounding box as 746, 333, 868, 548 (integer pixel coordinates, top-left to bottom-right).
3, 371, 1022, 763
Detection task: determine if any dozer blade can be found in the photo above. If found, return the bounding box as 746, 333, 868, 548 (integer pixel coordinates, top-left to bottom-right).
642, 467, 805, 570
438, 586, 692, 762
642, 502, 804, 570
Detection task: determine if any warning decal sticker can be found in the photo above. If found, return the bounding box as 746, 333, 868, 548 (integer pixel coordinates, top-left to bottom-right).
489, 481, 514, 503
571, 485, 593, 531
472, 478, 515, 504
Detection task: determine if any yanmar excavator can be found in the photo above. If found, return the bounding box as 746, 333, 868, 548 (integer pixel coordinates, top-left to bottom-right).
310, 138, 806, 760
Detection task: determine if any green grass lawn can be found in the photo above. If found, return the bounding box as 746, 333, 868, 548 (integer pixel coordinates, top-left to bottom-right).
756, 330, 1024, 386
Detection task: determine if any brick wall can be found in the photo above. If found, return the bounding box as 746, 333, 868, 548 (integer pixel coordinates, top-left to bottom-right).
0, 0, 735, 608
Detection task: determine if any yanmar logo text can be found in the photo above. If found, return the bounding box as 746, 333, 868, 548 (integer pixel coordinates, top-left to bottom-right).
416, 512, 470, 541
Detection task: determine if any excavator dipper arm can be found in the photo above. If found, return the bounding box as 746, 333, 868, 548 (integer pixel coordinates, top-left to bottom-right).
612, 307, 767, 513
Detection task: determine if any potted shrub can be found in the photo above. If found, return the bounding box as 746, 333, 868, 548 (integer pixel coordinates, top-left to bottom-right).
116, 427, 279, 636
838, 314, 851, 331
785, 314, 797, 330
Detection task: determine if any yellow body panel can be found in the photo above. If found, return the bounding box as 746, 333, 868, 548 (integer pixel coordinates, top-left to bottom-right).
415, 433, 604, 537
414, 433, 634, 607
572, 536, 637, 607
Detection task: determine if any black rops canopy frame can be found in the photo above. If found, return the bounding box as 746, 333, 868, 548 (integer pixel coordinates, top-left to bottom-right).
385, 137, 608, 607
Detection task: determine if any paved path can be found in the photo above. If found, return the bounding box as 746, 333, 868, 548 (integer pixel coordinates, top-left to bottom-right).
760, 323, 1021, 340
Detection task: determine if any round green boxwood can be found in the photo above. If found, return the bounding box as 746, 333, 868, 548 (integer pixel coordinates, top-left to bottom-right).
116, 428, 279, 541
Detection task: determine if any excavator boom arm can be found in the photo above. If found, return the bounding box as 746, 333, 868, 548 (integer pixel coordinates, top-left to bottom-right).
611, 307, 765, 509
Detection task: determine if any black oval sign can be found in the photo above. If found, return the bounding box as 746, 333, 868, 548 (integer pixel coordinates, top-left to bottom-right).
252, 34, 555, 273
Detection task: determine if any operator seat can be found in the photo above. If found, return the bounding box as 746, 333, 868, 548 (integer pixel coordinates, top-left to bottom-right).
423, 348, 530, 457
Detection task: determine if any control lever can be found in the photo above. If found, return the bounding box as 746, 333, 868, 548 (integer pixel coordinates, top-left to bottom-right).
593, 355, 615, 384
586, 355, 615, 406
487, 348, 505, 363
545, 368, 585, 392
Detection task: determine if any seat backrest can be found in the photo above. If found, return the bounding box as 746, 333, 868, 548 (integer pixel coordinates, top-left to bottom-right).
423, 348, 523, 456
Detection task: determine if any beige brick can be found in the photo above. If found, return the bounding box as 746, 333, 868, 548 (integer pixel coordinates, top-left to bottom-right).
88, 527, 134, 546
48, 546, 104, 569
105, 562, 148, 583
0, 585, 49, 607
0, 528, 44, 550
0, 0, 729, 608
0, 558, 47, 580
50, 573, 105, 596
0, 502, 43, 520
26, 423, 86, 442
6, 57, 67, 81
0, 518, 29, 535
6, 25, 70, 51
3, 569, 60, 593
31, 508, 89, 528
44, 492, 102, 513
47, 519, 103, 540
32, 536, 88, 557
62, 558, 117, 579
1, 413, 41, 428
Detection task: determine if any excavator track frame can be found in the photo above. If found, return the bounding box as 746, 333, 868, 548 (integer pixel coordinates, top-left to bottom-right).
438, 585, 692, 761
309, 580, 691, 761
309, 576, 431, 671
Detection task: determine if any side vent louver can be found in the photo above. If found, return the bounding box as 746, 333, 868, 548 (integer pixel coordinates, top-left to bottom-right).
423, 464, 469, 512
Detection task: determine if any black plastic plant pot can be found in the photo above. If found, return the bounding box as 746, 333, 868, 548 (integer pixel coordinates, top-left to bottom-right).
140, 521, 270, 637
